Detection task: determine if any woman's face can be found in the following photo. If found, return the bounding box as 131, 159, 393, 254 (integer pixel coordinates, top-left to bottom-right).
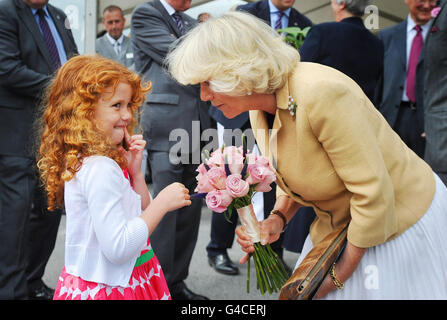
200, 82, 252, 119
94, 82, 133, 146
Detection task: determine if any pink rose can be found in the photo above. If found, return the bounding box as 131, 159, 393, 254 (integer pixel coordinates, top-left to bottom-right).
255, 170, 276, 192
245, 153, 257, 165
196, 163, 208, 175
246, 163, 274, 184
245, 163, 276, 191
195, 173, 215, 193
205, 190, 233, 213
255, 155, 270, 167
206, 166, 227, 190
207, 149, 225, 167
432, 6, 441, 18
223, 146, 245, 174
245, 164, 265, 185
225, 174, 249, 198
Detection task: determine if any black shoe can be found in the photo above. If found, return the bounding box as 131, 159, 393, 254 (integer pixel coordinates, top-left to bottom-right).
28, 283, 54, 300
170, 283, 209, 300
208, 253, 239, 275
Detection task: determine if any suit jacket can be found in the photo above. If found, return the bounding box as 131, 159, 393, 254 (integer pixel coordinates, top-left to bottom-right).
299, 17, 384, 103
0, 0, 78, 157
209, 0, 313, 130
96, 34, 135, 70
424, 0, 447, 174
375, 20, 425, 134
250, 62, 435, 248
131, 0, 210, 154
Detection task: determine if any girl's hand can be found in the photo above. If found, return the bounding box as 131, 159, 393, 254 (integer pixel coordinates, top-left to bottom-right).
155, 182, 192, 213
120, 128, 146, 177
140, 182, 191, 235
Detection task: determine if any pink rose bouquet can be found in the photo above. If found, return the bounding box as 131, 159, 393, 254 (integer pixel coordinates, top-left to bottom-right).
193, 137, 288, 295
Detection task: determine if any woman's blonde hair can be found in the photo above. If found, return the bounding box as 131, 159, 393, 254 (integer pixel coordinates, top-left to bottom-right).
37, 55, 151, 210
167, 11, 300, 96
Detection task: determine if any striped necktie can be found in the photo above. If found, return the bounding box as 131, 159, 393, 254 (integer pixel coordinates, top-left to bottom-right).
36, 9, 61, 69
275, 11, 284, 30
172, 12, 185, 35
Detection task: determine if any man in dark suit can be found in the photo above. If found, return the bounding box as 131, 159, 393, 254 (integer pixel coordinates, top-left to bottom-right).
131, 0, 211, 300
375, 0, 437, 158
237, 0, 312, 30
206, 0, 312, 276
0, 0, 78, 299
424, 0, 447, 185
300, 0, 383, 102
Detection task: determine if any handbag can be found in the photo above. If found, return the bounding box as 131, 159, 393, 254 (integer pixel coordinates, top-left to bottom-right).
279, 223, 349, 300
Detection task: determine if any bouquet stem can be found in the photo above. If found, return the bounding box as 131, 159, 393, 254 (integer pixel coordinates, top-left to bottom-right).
237, 205, 289, 295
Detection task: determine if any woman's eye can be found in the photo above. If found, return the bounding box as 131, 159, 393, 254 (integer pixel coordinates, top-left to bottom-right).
112, 103, 121, 108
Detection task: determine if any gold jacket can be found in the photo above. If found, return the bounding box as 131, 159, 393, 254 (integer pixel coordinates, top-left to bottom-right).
250, 62, 435, 248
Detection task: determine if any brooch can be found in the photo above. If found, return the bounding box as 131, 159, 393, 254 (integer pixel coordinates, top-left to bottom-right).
288, 95, 297, 116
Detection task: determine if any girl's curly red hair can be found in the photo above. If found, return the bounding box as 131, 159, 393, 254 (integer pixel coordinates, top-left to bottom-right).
37, 55, 151, 210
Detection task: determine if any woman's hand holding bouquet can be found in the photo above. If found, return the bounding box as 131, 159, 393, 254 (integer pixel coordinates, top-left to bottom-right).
193, 139, 288, 295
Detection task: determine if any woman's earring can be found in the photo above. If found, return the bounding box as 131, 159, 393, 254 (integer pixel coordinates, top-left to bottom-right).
247, 91, 252, 96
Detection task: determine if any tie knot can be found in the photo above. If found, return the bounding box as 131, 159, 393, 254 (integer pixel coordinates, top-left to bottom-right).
36, 8, 46, 18
277, 11, 284, 18
415, 25, 422, 33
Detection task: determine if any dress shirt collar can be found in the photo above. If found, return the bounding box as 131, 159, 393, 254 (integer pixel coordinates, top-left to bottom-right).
406, 14, 432, 40
268, 0, 291, 17
30, 5, 50, 17
105, 32, 124, 46
160, 0, 177, 16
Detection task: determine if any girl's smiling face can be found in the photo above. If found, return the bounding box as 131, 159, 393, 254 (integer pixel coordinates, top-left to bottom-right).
94, 82, 133, 146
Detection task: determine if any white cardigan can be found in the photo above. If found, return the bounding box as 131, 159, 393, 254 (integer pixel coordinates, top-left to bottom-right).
64, 156, 148, 287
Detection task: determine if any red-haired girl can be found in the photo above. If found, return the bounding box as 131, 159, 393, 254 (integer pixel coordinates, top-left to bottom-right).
37, 55, 191, 300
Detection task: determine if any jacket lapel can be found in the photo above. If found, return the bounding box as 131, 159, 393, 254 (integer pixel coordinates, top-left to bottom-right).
121, 37, 130, 57
250, 78, 288, 170
250, 110, 270, 161
153, 0, 182, 38
16, 1, 54, 70
179, 11, 195, 33
259, 0, 271, 25
431, 0, 446, 27
47, 4, 74, 58
396, 21, 408, 74
288, 9, 300, 27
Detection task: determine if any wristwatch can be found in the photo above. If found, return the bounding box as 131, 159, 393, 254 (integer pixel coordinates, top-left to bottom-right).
270, 209, 288, 232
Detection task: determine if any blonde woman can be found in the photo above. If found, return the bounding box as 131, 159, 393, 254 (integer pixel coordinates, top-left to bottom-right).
166, 11, 447, 299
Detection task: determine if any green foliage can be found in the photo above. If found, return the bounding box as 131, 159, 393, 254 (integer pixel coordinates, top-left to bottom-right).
277, 26, 311, 50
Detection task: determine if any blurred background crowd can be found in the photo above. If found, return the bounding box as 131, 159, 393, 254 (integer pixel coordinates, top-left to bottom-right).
0, 0, 445, 300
